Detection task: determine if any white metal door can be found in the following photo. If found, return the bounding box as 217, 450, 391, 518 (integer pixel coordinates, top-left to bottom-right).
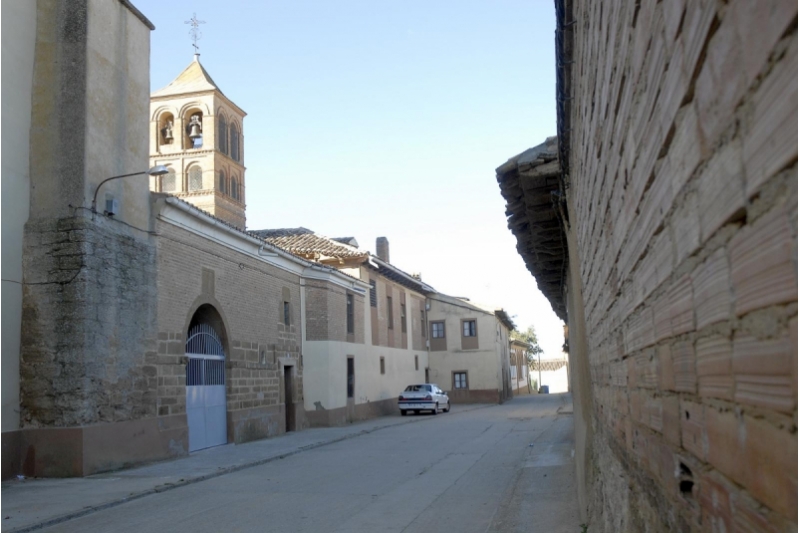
186, 324, 227, 452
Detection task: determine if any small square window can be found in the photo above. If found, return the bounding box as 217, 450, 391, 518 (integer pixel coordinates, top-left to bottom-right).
454, 372, 468, 389
431, 322, 445, 338
462, 320, 477, 337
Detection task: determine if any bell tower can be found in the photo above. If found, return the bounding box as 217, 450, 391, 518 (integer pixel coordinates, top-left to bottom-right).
149, 54, 247, 228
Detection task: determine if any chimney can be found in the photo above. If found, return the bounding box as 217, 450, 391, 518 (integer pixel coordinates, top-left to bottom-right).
376, 237, 390, 263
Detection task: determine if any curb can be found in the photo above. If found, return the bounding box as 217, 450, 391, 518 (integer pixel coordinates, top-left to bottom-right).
7, 404, 492, 533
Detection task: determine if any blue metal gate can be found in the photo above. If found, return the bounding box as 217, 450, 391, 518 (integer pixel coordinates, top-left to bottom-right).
186, 323, 227, 452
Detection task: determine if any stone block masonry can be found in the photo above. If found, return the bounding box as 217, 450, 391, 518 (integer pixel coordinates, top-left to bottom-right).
21, 212, 158, 428
563, 0, 798, 530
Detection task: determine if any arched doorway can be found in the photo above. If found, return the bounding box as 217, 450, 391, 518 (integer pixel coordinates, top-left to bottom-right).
186, 305, 228, 452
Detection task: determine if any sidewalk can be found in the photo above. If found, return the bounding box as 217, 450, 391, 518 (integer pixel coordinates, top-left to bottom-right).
1, 404, 489, 533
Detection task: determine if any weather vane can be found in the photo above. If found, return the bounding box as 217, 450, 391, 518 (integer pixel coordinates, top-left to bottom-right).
185, 13, 206, 54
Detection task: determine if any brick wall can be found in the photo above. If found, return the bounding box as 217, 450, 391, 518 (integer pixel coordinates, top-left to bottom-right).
304, 279, 365, 344
155, 217, 303, 442
567, 0, 797, 530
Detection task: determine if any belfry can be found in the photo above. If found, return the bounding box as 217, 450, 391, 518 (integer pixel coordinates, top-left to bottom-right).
149, 53, 247, 228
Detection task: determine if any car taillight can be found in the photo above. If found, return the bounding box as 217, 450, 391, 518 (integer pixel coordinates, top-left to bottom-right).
425, 395, 432, 400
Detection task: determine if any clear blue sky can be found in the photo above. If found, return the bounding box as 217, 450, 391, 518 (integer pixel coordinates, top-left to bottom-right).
139, 0, 565, 359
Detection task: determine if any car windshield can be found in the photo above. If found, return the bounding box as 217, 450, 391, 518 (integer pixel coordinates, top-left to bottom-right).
404, 385, 432, 392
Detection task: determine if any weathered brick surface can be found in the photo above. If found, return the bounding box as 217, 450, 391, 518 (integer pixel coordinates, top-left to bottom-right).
567, 0, 798, 529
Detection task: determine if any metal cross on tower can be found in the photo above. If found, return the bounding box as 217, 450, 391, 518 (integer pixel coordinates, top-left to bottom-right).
185, 13, 206, 53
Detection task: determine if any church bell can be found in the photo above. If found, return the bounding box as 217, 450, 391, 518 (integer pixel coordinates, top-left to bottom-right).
188, 122, 202, 141
162, 127, 173, 141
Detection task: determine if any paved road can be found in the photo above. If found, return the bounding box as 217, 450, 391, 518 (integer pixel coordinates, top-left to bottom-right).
37, 394, 580, 533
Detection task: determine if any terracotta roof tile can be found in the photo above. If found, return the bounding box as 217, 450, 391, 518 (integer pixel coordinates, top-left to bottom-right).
250, 228, 368, 260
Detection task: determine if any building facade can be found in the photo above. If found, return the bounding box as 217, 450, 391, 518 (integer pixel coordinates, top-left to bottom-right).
254, 231, 431, 425
509, 339, 531, 395
426, 294, 514, 404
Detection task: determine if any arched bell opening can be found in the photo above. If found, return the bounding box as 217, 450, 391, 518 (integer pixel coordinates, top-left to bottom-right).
184, 108, 204, 149
159, 112, 175, 146
185, 304, 228, 452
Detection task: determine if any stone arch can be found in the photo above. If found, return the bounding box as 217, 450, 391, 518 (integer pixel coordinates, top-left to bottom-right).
182, 294, 232, 356
151, 104, 179, 122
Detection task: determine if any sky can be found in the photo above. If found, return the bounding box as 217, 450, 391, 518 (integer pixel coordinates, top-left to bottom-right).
139, 0, 565, 358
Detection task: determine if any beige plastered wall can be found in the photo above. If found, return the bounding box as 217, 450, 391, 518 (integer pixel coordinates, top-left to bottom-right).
1, 0, 37, 432
426, 296, 504, 395
302, 269, 428, 415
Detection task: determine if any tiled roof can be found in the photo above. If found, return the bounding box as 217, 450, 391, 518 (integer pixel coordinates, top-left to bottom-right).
250, 228, 368, 260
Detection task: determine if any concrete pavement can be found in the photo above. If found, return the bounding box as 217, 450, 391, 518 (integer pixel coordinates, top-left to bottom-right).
3, 394, 580, 532
2, 404, 486, 532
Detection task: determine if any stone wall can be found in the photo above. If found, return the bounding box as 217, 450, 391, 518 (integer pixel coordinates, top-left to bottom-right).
21, 213, 158, 427
566, 0, 797, 530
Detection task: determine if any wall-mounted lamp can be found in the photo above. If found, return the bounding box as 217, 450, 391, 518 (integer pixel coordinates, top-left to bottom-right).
91, 165, 170, 214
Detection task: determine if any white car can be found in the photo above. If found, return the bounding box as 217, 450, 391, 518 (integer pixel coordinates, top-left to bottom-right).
398, 383, 450, 415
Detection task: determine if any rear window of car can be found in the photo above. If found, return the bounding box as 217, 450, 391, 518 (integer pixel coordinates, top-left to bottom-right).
404, 385, 432, 392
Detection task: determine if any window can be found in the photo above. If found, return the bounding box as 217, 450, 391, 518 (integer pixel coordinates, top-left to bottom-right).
431, 322, 445, 338
387, 296, 393, 329
218, 171, 227, 194
380, 357, 385, 375
283, 301, 290, 326
347, 357, 354, 398
188, 166, 203, 191
230, 123, 240, 162
415, 355, 419, 371
400, 304, 407, 333
231, 177, 239, 201
463, 320, 477, 337
369, 279, 377, 307
453, 372, 468, 389
346, 294, 354, 334
161, 168, 176, 192
421, 310, 426, 338
218, 115, 228, 154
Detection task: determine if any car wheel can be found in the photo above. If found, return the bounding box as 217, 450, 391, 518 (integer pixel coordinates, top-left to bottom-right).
443, 401, 450, 413
401, 410, 407, 416
432, 402, 439, 415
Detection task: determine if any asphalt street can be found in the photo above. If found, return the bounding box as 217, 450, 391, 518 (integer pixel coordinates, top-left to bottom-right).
35, 393, 580, 533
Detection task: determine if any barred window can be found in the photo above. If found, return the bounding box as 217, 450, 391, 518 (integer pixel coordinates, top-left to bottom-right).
188, 166, 203, 191
230, 123, 240, 161
369, 279, 377, 307
218, 115, 228, 154
161, 168, 176, 192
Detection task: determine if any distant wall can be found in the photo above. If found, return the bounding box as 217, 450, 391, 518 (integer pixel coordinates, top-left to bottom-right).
567, 0, 797, 530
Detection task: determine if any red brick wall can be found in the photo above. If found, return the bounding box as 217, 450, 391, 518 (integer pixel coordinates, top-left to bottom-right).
568, 0, 797, 530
